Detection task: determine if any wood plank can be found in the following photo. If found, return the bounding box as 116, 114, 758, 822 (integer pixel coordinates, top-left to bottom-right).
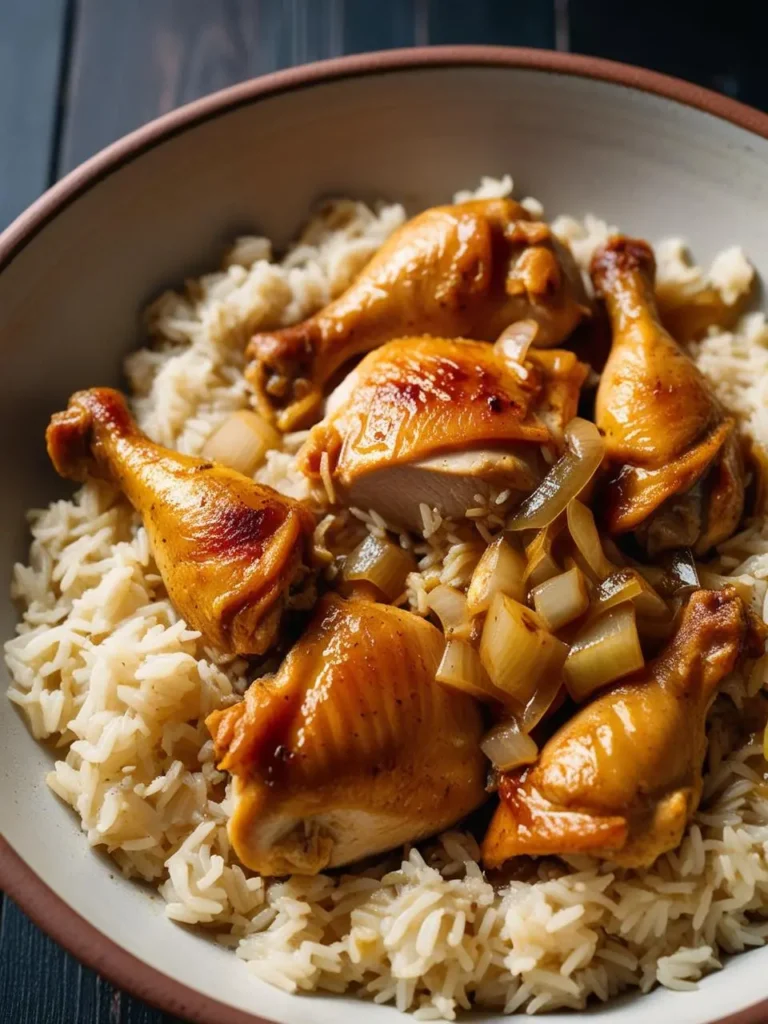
0, 0, 69, 229
58, 0, 347, 175
342, 0, 418, 52
569, 0, 768, 111
426, 0, 555, 48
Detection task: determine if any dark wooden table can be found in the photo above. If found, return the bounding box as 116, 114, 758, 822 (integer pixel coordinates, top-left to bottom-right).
1, 1, 766, 1020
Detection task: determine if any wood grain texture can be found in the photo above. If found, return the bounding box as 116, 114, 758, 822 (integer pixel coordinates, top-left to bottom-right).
59, 0, 350, 174
426, 0, 555, 46
0, 0, 69, 229
569, 0, 768, 110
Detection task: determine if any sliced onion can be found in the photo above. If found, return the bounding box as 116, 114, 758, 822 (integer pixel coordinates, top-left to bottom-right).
519, 676, 564, 733
342, 534, 416, 601
202, 409, 280, 475
427, 584, 472, 639
566, 499, 615, 582
436, 639, 506, 703
591, 569, 669, 621
532, 566, 590, 632
480, 592, 568, 705
523, 520, 563, 590
495, 319, 539, 366
466, 535, 526, 615
565, 603, 644, 702
481, 719, 538, 771
507, 418, 605, 531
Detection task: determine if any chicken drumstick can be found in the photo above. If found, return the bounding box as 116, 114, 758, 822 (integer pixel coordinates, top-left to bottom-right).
592, 237, 744, 555
247, 198, 590, 429
46, 388, 315, 656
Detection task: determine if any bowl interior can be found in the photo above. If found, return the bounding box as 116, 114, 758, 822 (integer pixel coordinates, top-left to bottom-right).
2, 62, 768, 1024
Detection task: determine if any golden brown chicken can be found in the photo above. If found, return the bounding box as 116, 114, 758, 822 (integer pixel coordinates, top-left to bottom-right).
298, 336, 588, 531
46, 388, 315, 656
247, 199, 590, 429
482, 587, 763, 870
207, 593, 486, 875
591, 237, 745, 555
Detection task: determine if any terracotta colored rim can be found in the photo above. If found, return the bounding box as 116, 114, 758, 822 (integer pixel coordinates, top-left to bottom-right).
2, 45, 768, 1024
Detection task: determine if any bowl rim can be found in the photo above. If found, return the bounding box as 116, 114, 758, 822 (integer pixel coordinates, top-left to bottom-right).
2, 43, 768, 1024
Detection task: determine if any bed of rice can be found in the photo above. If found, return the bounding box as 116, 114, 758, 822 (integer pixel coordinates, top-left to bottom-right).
6, 175, 768, 1020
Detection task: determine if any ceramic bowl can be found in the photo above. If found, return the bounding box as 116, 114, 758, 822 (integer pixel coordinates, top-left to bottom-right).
2, 46, 768, 1024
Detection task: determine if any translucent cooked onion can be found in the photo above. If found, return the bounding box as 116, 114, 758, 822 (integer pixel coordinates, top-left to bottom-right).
566, 500, 615, 582
519, 674, 563, 733
480, 592, 568, 705
507, 418, 605, 531
495, 319, 539, 366
466, 535, 526, 615
342, 534, 416, 601
523, 521, 563, 590
591, 569, 669, 621
201, 409, 280, 476
427, 584, 472, 639
565, 603, 644, 702
532, 566, 589, 631
436, 639, 505, 703
481, 719, 538, 771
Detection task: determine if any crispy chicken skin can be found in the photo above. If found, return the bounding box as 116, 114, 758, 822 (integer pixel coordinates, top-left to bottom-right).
482, 587, 765, 870
247, 199, 590, 429
297, 337, 588, 531
206, 594, 486, 875
591, 237, 745, 554
46, 388, 314, 656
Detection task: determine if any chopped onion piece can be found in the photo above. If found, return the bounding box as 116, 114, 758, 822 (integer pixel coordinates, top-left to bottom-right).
427, 584, 472, 639
480, 593, 568, 705
202, 409, 280, 476
591, 569, 669, 621
495, 319, 539, 366
532, 566, 589, 631
567, 500, 616, 581
342, 534, 416, 601
523, 521, 563, 590
481, 719, 538, 771
565, 603, 644, 702
466, 535, 526, 615
507, 419, 605, 531
436, 639, 505, 703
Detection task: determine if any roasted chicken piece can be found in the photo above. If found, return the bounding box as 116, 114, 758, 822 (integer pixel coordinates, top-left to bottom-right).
46, 388, 314, 656
483, 587, 763, 870
247, 198, 590, 429
592, 237, 744, 555
207, 593, 486, 874
298, 336, 588, 532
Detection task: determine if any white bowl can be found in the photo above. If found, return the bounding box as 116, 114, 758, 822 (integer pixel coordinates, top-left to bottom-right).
2, 46, 768, 1024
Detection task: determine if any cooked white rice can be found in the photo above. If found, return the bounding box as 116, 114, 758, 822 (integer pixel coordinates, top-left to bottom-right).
6, 176, 768, 1019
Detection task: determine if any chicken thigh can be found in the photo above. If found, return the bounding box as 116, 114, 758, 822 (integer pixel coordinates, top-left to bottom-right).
298, 336, 587, 532
247, 198, 590, 429
482, 587, 763, 870
46, 388, 315, 656
591, 237, 744, 555
207, 594, 486, 874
